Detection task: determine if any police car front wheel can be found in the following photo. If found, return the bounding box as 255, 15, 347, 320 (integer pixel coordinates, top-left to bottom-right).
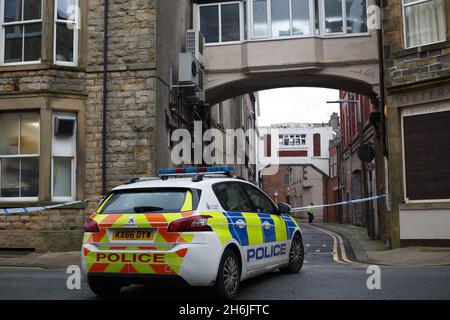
280, 234, 304, 274
215, 248, 241, 300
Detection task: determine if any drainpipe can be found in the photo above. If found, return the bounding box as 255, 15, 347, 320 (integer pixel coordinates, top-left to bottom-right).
376, 0, 388, 157
102, 0, 109, 196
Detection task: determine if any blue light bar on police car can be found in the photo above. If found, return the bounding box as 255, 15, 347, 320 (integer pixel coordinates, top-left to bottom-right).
157, 166, 235, 176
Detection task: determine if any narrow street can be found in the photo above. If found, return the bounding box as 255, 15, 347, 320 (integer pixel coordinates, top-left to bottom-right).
1, 224, 449, 300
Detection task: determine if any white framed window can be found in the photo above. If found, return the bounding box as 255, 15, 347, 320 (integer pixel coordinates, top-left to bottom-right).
279, 134, 307, 148
54, 0, 79, 66
251, 0, 314, 38
0, 0, 42, 65
318, 0, 368, 35
51, 113, 76, 202
197, 1, 244, 44
403, 0, 446, 48
0, 113, 40, 201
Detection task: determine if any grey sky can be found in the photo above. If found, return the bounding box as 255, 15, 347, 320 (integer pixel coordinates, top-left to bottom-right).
258, 88, 340, 126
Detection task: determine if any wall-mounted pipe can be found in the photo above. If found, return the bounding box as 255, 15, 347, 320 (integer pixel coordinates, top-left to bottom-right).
102, 0, 109, 196
376, 0, 388, 157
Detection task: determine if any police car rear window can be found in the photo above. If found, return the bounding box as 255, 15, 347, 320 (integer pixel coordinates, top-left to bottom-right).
99, 189, 194, 214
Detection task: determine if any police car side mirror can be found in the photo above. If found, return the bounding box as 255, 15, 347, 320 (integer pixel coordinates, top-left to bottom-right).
277, 202, 291, 215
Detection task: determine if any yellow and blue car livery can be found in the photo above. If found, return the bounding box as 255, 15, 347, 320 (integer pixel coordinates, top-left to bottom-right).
81, 166, 303, 298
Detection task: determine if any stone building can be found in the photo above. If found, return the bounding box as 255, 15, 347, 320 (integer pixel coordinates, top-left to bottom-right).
0, 0, 195, 251
382, 0, 450, 246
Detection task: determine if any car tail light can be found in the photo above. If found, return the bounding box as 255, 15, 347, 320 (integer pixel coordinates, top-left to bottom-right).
84, 217, 100, 233
167, 215, 213, 232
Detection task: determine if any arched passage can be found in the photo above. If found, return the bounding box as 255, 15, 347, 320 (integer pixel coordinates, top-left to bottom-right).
205, 71, 379, 105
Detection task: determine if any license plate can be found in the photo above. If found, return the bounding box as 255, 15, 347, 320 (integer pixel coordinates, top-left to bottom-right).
112, 229, 154, 241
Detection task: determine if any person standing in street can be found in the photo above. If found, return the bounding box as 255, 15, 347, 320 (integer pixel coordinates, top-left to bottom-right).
307, 203, 314, 224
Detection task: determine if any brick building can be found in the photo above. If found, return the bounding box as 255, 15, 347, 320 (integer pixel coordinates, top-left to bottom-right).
338, 91, 384, 238
382, 0, 450, 246
0, 0, 196, 251
324, 140, 340, 223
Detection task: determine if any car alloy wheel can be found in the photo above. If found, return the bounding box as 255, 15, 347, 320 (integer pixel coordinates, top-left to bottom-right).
223, 256, 239, 296
290, 236, 304, 268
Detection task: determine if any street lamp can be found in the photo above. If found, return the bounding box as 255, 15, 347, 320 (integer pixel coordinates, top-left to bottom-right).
327, 98, 374, 239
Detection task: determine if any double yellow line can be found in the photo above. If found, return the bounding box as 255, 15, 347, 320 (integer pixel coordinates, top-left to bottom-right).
310, 225, 367, 266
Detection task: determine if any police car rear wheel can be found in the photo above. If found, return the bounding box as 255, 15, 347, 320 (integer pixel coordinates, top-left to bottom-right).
216, 249, 240, 299
280, 234, 304, 274
88, 279, 122, 298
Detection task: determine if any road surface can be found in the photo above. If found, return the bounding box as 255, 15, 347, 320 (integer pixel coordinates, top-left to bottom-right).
0, 224, 449, 300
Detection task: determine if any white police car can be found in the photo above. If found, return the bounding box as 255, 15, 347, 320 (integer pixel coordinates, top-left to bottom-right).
81, 166, 304, 299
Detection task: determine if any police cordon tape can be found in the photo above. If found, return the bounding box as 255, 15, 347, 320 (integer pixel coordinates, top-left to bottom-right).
0, 197, 103, 215
290, 194, 386, 213
0, 194, 386, 215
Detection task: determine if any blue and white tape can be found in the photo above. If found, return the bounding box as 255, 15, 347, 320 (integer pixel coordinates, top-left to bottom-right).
0, 197, 102, 215
290, 195, 386, 213
1, 194, 386, 215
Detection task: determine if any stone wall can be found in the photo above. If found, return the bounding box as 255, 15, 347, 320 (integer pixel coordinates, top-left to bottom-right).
85, 0, 158, 202
0, 69, 86, 94
382, 0, 450, 247
383, 0, 450, 88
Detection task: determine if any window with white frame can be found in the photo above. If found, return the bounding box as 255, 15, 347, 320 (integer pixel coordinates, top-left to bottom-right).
279, 134, 307, 148
54, 0, 79, 65
321, 0, 368, 34
403, 0, 446, 48
199, 2, 242, 44
0, 113, 40, 200
252, 0, 312, 38
197, 0, 369, 44
1, 0, 42, 64
52, 113, 76, 201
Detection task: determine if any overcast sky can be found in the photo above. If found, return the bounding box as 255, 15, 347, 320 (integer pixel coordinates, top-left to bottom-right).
257, 88, 340, 126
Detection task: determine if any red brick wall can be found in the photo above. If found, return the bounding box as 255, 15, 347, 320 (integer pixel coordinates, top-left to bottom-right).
262, 165, 291, 204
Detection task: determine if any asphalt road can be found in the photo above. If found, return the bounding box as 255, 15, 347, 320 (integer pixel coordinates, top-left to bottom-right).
0, 224, 449, 300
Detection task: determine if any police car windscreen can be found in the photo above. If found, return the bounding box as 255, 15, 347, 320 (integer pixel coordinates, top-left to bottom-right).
100, 189, 188, 214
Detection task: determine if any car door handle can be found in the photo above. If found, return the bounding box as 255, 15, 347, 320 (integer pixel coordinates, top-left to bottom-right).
262, 221, 271, 230
235, 219, 246, 229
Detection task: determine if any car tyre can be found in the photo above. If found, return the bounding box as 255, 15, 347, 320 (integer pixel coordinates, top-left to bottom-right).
88, 279, 122, 298
280, 233, 304, 274
215, 248, 241, 300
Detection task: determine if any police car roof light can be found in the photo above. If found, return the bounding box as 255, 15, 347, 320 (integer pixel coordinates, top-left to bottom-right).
157, 166, 235, 177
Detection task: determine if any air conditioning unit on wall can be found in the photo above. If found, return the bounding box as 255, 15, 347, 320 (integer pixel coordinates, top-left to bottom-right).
178, 52, 203, 90
186, 29, 205, 66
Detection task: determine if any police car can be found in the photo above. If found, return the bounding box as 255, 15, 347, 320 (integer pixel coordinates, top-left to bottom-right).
81, 166, 304, 299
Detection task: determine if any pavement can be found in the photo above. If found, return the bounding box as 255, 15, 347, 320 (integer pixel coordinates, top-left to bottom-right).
0, 251, 80, 269
312, 222, 450, 267
1, 224, 449, 300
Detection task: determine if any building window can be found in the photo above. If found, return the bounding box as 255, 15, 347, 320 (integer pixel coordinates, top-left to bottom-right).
52, 113, 76, 201
253, 0, 312, 38
54, 0, 79, 65
1, 0, 42, 64
324, 0, 344, 33
403, 110, 450, 201
279, 134, 307, 148
0, 113, 40, 200
252, 0, 268, 37
199, 2, 242, 44
345, 0, 368, 34
403, 0, 446, 48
